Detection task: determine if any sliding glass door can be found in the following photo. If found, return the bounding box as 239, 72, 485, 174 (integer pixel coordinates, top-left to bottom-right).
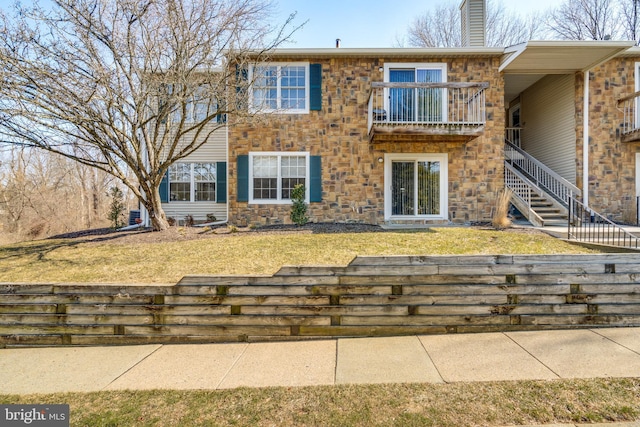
385, 154, 448, 220
388, 67, 444, 123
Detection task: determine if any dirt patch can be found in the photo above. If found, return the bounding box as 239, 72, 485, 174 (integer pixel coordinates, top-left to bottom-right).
46, 222, 543, 245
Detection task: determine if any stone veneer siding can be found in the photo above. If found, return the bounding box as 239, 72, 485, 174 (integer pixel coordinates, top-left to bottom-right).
227, 55, 505, 226
575, 56, 640, 223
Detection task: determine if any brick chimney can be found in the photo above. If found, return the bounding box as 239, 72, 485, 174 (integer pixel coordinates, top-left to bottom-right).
460, 0, 486, 47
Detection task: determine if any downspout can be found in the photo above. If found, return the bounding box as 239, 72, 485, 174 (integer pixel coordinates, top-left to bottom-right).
583, 70, 589, 207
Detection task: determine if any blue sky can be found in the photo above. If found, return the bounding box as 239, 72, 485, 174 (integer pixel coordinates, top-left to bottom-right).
273, 0, 562, 48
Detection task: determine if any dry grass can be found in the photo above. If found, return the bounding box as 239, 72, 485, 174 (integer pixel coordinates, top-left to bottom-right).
492, 189, 513, 230
0, 227, 597, 284
1, 378, 639, 426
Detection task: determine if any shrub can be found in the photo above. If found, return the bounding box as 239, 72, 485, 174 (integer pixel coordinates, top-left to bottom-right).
290, 184, 308, 226
107, 187, 126, 229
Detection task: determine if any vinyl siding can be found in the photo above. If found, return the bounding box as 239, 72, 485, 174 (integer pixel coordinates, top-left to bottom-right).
161, 126, 227, 222
461, 0, 486, 47
521, 74, 576, 185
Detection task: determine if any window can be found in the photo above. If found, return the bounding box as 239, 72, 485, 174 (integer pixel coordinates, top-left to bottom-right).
162, 84, 218, 123
168, 162, 216, 202
194, 163, 216, 201
169, 163, 191, 201
249, 153, 309, 203
250, 63, 309, 113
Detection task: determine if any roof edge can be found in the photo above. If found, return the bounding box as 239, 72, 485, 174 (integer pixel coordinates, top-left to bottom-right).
250, 47, 505, 58
500, 40, 637, 73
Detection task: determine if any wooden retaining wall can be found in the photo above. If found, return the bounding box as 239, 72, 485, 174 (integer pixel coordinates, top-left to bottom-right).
2, 254, 640, 347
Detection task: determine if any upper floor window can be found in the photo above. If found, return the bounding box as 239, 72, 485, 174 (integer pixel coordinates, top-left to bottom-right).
168, 162, 216, 202
250, 63, 310, 114
161, 84, 225, 124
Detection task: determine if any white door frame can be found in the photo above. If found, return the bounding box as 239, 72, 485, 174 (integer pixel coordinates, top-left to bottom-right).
384, 153, 448, 221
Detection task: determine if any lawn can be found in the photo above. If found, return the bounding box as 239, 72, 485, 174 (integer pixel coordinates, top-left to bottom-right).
1, 378, 639, 426
0, 227, 634, 426
0, 226, 597, 284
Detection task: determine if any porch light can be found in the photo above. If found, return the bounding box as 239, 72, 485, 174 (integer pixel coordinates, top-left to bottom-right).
377, 157, 384, 163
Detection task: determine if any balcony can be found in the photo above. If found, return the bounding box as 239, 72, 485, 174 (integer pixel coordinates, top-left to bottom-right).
367, 82, 489, 143
617, 91, 640, 143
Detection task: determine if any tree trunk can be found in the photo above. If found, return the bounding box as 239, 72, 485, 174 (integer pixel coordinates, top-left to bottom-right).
145, 189, 170, 231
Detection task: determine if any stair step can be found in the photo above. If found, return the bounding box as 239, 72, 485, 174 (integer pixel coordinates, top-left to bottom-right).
531, 203, 559, 211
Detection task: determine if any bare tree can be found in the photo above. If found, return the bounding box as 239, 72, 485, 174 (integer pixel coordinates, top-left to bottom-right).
406, 2, 462, 47
0, 147, 118, 241
0, 0, 297, 231
404, 0, 544, 48
620, 0, 640, 44
547, 0, 620, 40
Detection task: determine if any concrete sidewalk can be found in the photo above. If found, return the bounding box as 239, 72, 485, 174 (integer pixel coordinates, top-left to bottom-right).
1, 327, 639, 395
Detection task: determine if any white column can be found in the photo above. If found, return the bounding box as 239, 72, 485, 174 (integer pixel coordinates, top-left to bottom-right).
583, 70, 589, 207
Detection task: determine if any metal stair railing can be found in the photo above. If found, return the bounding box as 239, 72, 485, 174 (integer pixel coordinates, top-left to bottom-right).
505, 163, 545, 226
568, 197, 640, 249
505, 162, 531, 207
504, 139, 581, 207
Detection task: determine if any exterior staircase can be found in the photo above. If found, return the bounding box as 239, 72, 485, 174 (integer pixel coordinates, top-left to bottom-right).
528, 192, 567, 226
504, 136, 640, 250
504, 139, 577, 227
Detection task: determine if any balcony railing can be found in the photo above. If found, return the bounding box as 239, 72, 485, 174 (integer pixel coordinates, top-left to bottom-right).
617, 91, 640, 142
367, 82, 488, 141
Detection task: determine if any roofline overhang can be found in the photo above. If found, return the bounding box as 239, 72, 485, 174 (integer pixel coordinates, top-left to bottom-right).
500, 40, 637, 73
237, 47, 505, 59
615, 45, 640, 57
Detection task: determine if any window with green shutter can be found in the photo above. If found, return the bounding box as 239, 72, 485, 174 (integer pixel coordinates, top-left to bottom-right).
237, 153, 322, 204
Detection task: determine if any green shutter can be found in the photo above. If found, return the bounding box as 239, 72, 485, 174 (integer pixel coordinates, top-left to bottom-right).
310, 155, 322, 202
159, 171, 169, 203
237, 155, 249, 202
310, 63, 322, 111
216, 162, 227, 203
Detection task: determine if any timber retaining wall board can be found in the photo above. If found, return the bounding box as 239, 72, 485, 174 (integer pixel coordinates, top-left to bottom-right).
1, 254, 640, 346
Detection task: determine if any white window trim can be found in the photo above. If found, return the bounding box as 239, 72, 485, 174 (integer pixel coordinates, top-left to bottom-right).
169, 162, 216, 203
249, 152, 310, 204
249, 62, 310, 114
384, 153, 448, 221
383, 63, 448, 83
